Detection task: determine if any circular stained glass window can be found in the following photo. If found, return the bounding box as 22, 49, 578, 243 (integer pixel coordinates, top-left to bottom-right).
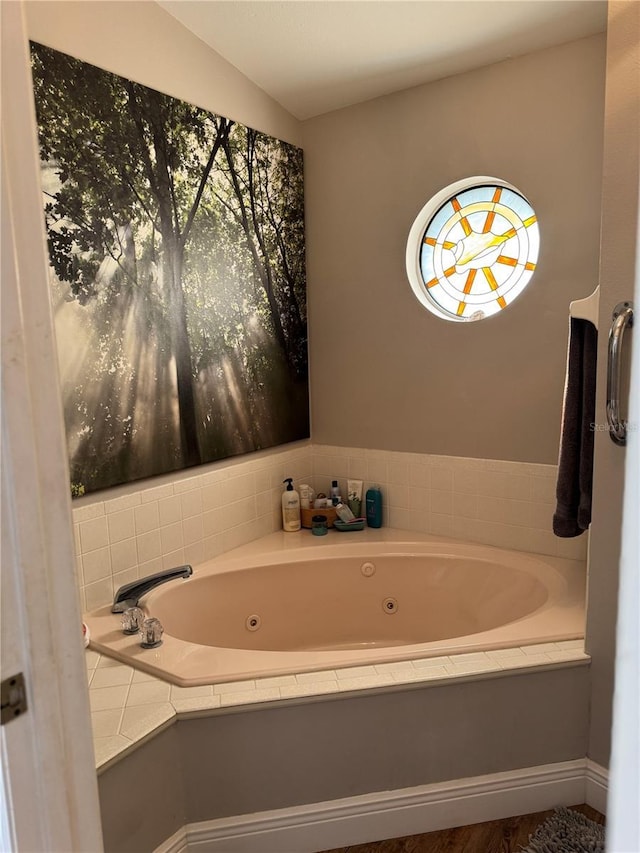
405, 177, 540, 322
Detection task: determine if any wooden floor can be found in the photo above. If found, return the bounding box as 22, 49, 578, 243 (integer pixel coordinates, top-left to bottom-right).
321, 804, 604, 853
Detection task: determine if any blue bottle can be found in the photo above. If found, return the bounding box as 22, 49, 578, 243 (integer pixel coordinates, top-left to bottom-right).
365, 485, 383, 528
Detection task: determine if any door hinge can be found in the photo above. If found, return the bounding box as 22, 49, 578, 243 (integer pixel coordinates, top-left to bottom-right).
1, 672, 28, 724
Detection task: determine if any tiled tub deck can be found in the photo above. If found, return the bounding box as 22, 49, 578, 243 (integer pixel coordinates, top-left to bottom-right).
88, 640, 589, 772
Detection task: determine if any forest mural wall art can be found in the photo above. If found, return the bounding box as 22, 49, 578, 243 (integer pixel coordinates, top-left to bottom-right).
30, 43, 309, 495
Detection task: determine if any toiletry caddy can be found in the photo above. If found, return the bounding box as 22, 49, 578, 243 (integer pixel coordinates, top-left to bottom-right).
301, 507, 338, 529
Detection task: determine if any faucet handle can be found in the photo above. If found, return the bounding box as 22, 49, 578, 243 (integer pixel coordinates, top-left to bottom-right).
121, 607, 144, 635
140, 617, 164, 649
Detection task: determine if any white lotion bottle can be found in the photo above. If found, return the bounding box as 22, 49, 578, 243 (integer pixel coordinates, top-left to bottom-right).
282, 478, 301, 532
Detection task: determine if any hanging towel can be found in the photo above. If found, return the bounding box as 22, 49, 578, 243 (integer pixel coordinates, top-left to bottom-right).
553, 317, 598, 537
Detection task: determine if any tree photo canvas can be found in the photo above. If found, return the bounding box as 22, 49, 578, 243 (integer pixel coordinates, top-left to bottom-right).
30, 42, 310, 495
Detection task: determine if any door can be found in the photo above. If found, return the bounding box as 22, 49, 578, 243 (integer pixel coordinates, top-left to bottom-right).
0, 2, 103, 850
607, 216, 640, 850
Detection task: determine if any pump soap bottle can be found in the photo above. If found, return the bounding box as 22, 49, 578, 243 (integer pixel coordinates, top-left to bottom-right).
282, 478, 301, 532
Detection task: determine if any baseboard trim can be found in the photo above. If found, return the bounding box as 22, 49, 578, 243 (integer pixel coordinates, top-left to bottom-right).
585, 759, 609, 814
156, 759, 608, 853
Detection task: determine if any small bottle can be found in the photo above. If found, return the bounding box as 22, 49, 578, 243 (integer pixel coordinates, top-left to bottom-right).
282, 478, 301, 532
365, 485, 383, 528
299, 484, 314, 510
330, 480, 340, 506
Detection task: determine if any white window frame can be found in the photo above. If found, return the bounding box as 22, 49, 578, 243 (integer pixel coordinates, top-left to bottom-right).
405, 176, 538, 323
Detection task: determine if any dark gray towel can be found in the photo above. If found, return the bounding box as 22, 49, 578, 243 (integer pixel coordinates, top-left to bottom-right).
553, 317, 598, 537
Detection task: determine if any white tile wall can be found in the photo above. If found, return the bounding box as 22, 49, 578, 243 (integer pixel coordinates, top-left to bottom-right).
73, 442, 587, 611
73, 442, 313, 610
310, 445, 587, 563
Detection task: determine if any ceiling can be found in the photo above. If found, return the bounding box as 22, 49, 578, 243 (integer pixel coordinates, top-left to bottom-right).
159, 1, 607, 120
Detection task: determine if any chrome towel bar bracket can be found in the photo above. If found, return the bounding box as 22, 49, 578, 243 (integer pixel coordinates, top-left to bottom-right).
606, 301, 634, 446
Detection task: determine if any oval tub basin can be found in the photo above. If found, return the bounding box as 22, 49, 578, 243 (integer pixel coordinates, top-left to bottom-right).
85, 529, 586, 687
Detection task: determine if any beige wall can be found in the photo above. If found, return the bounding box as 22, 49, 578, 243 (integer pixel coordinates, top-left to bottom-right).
99, 666, 590, 851
26, 3, 606, 471
302, 35, 606, 464
25, 0, 616, 802
25, 0, 302, 149
587, 0, 640, 768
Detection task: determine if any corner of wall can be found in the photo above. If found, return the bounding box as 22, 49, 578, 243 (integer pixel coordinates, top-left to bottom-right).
73, 443, 585, 612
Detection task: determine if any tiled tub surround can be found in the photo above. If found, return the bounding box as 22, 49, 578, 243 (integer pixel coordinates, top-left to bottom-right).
74, 442, 314, 611
79, 448, 590, 774
88, 640, 589, 771
312, 445, 586, 561
73, 443, 586, 611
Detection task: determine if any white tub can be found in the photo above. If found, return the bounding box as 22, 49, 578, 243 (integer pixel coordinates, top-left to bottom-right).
85, 529, 586, 686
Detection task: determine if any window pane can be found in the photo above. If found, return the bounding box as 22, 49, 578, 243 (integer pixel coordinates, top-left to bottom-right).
413, 179, 539, 322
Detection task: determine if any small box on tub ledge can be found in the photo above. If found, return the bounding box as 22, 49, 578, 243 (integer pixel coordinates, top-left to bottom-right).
301, 507, 337, 528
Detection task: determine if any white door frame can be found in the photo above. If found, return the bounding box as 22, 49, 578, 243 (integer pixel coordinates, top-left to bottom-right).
1, 2, 103, 850
602, 4, 640, 850
607, 217, 640, 851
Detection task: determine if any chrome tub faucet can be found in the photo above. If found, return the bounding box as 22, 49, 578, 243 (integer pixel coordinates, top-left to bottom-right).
111, 564, 193, 613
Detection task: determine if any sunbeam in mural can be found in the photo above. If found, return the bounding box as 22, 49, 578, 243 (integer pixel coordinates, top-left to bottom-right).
30, 42, 309, 495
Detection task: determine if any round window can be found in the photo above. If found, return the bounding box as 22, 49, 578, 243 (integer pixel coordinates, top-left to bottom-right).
405, 177, 540, 322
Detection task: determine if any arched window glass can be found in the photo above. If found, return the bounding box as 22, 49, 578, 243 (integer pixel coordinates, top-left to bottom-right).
406, 177, 540, 322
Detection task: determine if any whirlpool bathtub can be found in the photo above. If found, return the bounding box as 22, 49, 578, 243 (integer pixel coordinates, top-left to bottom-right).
85, 529, 586, 686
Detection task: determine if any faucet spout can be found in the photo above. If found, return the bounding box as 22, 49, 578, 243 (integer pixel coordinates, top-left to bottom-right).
111, 565, 193, 613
